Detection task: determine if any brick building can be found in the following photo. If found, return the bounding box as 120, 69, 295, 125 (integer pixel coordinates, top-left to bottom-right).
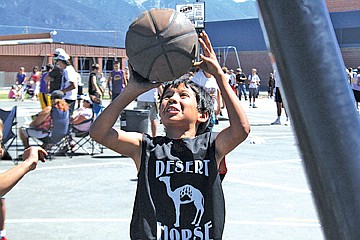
0, 33, 126, 88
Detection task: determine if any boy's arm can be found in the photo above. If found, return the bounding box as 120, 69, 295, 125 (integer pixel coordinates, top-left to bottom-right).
196, 31, 250, 163
90, 69, 160, 170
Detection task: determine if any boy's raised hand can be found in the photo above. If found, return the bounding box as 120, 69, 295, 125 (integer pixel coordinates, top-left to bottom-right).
194, 31, 223, 78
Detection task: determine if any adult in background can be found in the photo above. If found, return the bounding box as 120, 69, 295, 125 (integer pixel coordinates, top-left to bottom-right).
88, 63, 102, 105
56, 52, 78, 116
107, 61, 126, 101
352, 66, 360, 111
267, 72, 275, 99
248, 68, 261, 108
39, 64, 54, 109
19, 91, 69, 149
236, 68, 248, 101
136, 87, 162, 137
192, 69, 221, 125
46, 48, 65, 93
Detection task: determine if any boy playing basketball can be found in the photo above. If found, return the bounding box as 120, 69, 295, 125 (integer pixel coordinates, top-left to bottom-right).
90, 31, 250, 239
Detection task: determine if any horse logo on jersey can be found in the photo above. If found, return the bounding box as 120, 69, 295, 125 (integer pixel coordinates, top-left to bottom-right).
158, 176, 204, 227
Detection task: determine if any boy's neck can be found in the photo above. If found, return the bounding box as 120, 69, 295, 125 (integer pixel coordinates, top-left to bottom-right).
165, 128, 197, 139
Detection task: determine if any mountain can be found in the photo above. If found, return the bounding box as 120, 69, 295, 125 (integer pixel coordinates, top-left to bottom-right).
0, 0, 257, 47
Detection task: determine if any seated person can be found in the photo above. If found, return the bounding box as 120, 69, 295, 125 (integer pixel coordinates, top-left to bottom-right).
19, 90, 69, 148
8, 85, 20, 100
70, 95, 93, 133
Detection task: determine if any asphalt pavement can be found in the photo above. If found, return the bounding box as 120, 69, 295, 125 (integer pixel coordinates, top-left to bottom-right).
0, 95, 325, 240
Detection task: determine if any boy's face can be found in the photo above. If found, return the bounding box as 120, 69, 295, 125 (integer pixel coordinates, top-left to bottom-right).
159, 83, 200, 127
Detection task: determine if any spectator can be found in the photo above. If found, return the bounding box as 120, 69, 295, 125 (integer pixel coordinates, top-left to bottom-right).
352, 66, 360, 111
136, 87, 162, 137
56, 52, 78, 116
268, 72, 275, 99
98, 72, 107, 96
8, 85, 20, 100
15, 67, 26, 101
19, 91, 69, 149
235, 68, 248, 101
28, 66, 41, 101
88, 63, 102, 105
70, 95, 94, 133
39, 64, 54, 109
268, 53, 290, 126
46, 48, 65, 93
107, 61, 126, 101
192, 69, 221, 125
248, 68, 261, 108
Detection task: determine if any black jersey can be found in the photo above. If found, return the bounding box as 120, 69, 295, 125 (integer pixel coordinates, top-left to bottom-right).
130, 132, 225, 240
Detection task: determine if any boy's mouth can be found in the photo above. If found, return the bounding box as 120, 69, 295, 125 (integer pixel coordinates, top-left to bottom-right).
166, 106, 180, 113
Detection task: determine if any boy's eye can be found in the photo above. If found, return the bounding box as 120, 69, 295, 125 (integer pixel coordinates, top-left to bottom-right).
180, 93, 190, 98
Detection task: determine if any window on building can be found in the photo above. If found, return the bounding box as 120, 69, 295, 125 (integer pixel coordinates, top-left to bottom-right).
335, 27, 360, 45
78, 58, 90, 74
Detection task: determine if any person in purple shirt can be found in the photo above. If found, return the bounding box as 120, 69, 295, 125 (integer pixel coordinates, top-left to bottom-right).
15, 67, 26, 101
107, 61, 126, 101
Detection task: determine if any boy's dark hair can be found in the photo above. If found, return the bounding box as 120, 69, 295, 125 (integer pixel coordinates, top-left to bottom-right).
160, 76, 214, 135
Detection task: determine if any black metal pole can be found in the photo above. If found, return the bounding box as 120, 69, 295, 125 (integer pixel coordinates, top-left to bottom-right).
257, 1, 360, 239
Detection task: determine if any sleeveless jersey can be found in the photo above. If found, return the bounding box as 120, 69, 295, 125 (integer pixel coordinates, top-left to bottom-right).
130, 132, 225, 240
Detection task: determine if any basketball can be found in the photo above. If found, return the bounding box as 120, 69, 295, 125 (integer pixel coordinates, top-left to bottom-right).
125, 8, 198, 83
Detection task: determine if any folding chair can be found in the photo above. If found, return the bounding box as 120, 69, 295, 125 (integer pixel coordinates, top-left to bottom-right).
70, 106, 103, 156
0, 106, 19, 163
37, 107, 71, 159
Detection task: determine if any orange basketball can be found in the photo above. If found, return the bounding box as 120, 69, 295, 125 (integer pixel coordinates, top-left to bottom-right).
125, 8, 198, 83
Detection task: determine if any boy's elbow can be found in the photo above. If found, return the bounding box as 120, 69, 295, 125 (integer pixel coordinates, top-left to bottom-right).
89, 125, 103, 143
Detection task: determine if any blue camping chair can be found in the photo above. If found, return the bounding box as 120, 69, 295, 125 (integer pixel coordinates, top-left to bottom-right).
37, 107, 71, 159
0, 106, 19, 163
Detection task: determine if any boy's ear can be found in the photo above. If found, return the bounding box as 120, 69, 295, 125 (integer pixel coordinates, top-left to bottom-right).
198, 111, 209, 123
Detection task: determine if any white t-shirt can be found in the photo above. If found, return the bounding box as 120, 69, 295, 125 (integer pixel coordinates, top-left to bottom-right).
72, 107, 93, 132
352, 73, 360, 91
61, 65, 78, 101
137, 88, 158, 103
248, 74, 260, 89
192, 70, 220, 110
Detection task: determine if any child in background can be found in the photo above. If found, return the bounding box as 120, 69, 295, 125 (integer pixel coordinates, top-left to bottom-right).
8, 85, 20, 100
90, 31, 250, 239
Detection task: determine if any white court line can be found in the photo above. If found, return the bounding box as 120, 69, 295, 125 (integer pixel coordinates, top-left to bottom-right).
226, 220, 320, 227
6, 218, 320, 227
36, 161, 134, 171
229, 159, 302, 167
225, 179, 311, 193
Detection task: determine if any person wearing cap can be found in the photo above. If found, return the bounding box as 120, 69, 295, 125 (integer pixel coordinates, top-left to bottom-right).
19, 91, 69, 149
45, 48, 64, 93
55, 52, 78, 116
70, 94, 94, 133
